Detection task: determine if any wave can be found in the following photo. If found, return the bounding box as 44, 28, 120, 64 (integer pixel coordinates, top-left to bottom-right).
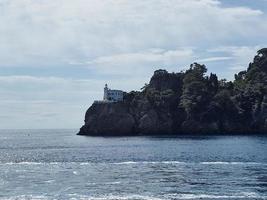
0, 195, 48, 200
111, 161, 186, 165
6, 193, 265, 200
66, 193, 267, 200
0, 195, 162, 200
0, 161, 186, 166
67, 194, 163, 200
0, 161, 266, 166
167, 192, 267, 199
2, 192, 267, 200
111, 161, 266, 166
200, 161, 264, 165
0, 162, 60, 165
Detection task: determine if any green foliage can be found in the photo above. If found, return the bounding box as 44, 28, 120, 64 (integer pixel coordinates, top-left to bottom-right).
234, 70, 247, 90
124, 91, 140, 103
208, 73, 219, 94
235, 70, 246, 81
141, 83, 149, 91
213, 89, 232, 108
124, 49, 267, 131
154, 69, 168, 75
257, 48, 267, 56
145, 88, 176, 108
180, 63, 209, 117
82, 48, 267, 136
183, 63, 207, 83
246, 67, 259, 81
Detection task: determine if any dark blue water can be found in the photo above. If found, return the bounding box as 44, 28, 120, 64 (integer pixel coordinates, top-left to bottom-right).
0, 129, 267, 199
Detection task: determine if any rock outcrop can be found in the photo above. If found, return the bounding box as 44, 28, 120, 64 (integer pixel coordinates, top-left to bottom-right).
78, 49, 267, 136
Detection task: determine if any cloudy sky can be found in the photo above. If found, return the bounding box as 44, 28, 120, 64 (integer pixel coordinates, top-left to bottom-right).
1, 0, 267, 129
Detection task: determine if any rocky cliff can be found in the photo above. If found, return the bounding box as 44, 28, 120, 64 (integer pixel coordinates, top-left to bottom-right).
78, 49, 267, 136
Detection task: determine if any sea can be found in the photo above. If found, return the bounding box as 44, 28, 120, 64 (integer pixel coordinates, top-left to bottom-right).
0, 129, 266, 200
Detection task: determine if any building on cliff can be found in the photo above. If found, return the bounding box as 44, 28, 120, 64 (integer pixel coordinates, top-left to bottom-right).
103, 84, 124, 102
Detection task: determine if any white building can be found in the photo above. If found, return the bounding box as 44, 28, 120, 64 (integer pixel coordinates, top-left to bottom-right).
103, 84, 124, 102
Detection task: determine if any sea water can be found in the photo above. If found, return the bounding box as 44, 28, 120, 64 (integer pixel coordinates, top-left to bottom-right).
0, 129, 266, 200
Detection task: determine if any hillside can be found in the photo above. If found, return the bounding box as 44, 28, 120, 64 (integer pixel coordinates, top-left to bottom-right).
78, 49, 267, 136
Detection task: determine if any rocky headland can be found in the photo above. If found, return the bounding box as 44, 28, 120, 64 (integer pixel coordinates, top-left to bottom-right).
78, 49, 267, 136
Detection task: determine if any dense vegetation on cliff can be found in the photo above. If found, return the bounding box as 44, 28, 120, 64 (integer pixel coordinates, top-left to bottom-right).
78, 49, 267, 136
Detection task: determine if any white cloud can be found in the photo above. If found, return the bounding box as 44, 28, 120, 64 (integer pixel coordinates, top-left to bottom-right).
209, 46, 263, 70
0, 0, 266, 69
0, 0, 267, 128
196, 56, 233, 63
87, 48, 194, 75
202, 45, 265, 79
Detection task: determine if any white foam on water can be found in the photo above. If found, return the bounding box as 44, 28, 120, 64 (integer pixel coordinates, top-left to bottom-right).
104, 181, 121, 185
66, 193, 267, 200
0, 195, 48, 200
44, 179, 55, 183
85, 181, 121, 186
2, 193, 267, 200
166, 192, 267, 199
79, 162, 91, 165
0, 162, 92, 166
112, 161, 186, 165
68, 194, 162, 200
111, 161, 266, 166
200, 161, 264, 165
3, 162, 43, 165
0, 162, 60, 166
112, 161, 138, 165
73, 171, 78, 175
161, 161, 186, 164
0, 161, 265, 166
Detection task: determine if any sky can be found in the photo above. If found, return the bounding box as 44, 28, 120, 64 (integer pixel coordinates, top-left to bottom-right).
1, 0, 267, 129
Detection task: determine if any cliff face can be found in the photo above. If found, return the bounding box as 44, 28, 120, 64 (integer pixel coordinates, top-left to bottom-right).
78, 49, 267, 136
79, 103, 135, 136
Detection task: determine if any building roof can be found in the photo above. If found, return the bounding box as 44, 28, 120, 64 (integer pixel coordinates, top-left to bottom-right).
108, 89, 124, 92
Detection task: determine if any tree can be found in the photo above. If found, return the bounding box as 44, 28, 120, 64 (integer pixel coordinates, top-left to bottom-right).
208, 73, 219, 94
180, 63, 209, 118
141, 83, 148, 91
